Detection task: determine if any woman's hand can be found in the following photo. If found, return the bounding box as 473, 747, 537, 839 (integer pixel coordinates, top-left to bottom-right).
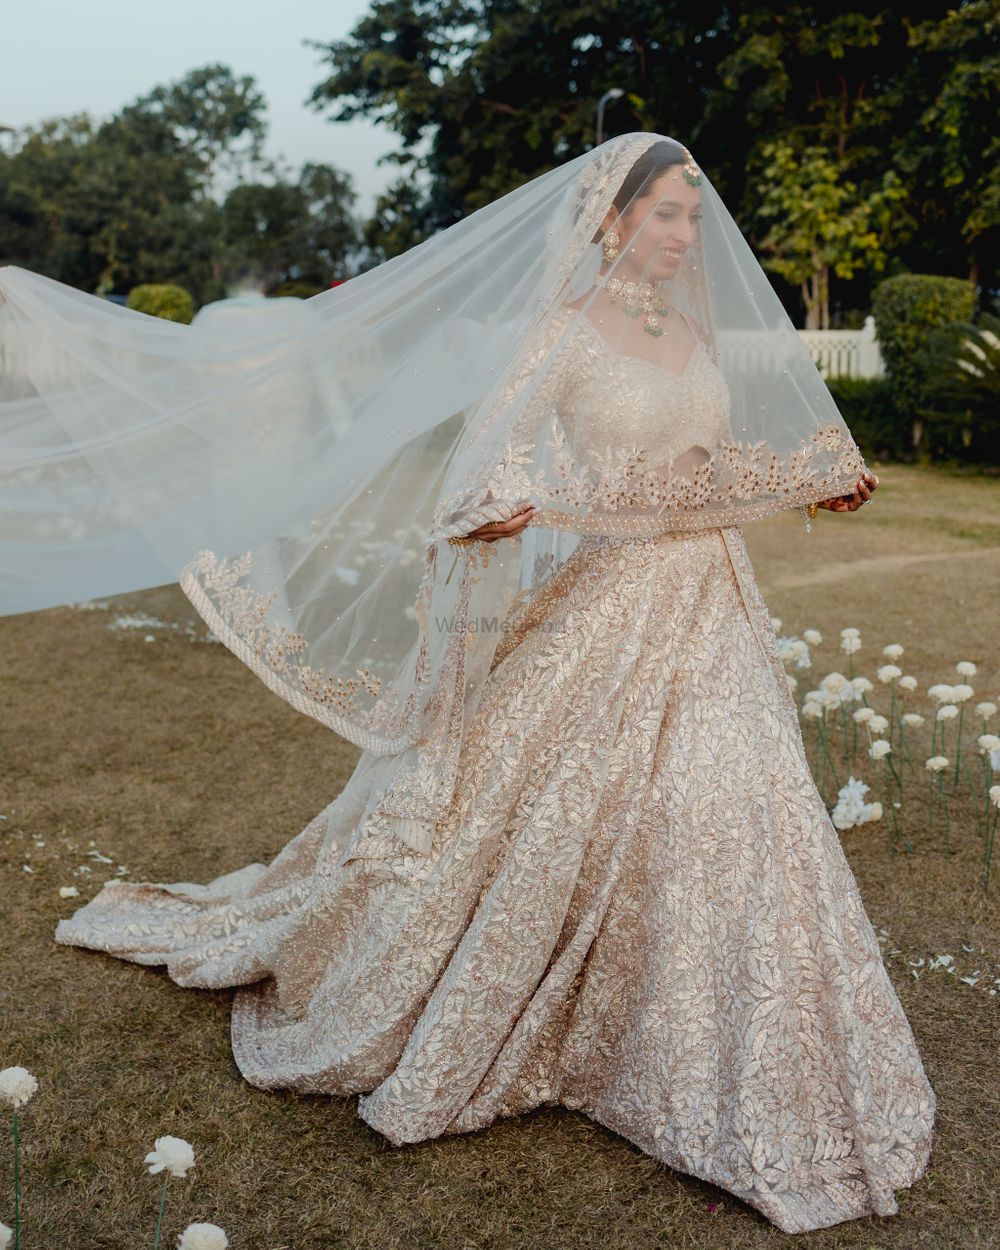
465, 503, 536, 542
817, 470, 879, 513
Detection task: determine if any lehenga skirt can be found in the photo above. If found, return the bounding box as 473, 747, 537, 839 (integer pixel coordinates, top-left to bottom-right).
55, 525, 935, 1235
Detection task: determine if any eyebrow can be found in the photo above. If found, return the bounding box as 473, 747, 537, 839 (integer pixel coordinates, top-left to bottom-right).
655, 201, 698, 208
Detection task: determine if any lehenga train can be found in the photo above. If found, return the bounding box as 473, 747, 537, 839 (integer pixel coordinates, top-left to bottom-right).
55, 518, 935, 1235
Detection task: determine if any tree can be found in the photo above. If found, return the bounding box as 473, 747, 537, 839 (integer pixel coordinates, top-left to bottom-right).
752, 141, 907, 329
308, 1, 997, 314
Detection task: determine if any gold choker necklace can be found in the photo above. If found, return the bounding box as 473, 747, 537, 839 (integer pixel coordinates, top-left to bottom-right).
596, 274, 670, 337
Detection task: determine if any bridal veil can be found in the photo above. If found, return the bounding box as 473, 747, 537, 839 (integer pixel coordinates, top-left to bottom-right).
0, 133, 868, 853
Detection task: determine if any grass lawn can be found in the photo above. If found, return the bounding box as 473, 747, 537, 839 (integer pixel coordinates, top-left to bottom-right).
1, 461, 997, 1249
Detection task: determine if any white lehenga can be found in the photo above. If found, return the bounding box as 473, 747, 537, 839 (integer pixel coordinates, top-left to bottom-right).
55, 323, 935, 1236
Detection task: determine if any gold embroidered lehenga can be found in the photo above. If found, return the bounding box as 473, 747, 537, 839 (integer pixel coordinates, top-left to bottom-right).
55, 312, 935, 1236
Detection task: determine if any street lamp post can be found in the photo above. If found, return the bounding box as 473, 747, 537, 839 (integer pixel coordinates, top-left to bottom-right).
596, 88, 624, 146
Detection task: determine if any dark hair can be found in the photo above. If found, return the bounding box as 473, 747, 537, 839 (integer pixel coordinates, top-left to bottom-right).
591, 138, 688, 244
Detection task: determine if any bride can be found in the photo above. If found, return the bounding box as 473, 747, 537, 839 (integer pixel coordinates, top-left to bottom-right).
0, 133, 933, 1235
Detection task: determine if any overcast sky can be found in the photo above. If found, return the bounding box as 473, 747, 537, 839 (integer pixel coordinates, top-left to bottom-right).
3, 0, 402, 212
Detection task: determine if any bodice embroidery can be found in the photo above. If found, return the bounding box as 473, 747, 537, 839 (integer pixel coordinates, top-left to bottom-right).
557, 316, 733, 475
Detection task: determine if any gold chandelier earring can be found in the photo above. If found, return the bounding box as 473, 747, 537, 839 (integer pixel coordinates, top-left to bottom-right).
602, 229, 621, 265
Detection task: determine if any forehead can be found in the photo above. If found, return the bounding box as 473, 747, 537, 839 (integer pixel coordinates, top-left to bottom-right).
642, 168, 701, 207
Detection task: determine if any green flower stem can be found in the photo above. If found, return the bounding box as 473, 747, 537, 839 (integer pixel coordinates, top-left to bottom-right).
984, 803, 998, 892
12, 1112, 20, 1250
951, 704, 965, 794
889, 682, 897, 747
153, 1175, 169, 1250
939, 774, 952, 855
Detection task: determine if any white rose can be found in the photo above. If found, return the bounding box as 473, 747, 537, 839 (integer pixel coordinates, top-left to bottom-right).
898, 675, 918, 692
928, 683, 956, 704
853, 707, 875, 723
0, 1067, 38, 1109
820, 671, 849, 694
869, 739, 891, 759
925, 756, 949, 772
144, 1135, 195, 1179
902, 712, 925, 727
177, 1223, 229, 1250
802, 700, 824, 719
877, 664, 902, 683
803, 629, 822, 645
956, 660, 977, 677
883, 644, 904, 660
936, 704, 959, 721
840, 627, 860, 639
868, 714, 889, 734
978, 735, 1000, 754
952, 684, 975, 703
976, 701, 997, 720
851, 676, 874, 694
841, 637, 862, 655
990, 785, 1000, 809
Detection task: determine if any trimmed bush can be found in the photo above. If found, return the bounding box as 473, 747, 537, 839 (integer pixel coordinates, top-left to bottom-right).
126, 283, 195, 324
871, 274, 976, 458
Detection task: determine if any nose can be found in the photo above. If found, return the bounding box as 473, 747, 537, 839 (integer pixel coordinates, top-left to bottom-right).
669, 221, 697, 248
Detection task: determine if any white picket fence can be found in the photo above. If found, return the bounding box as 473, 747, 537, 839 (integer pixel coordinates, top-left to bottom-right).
798, 315, 884, 379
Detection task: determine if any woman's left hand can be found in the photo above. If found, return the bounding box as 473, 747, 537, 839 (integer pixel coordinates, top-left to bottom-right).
817, 470, 879, 513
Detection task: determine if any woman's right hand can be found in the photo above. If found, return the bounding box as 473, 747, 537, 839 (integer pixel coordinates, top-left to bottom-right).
465, 503, 536, 542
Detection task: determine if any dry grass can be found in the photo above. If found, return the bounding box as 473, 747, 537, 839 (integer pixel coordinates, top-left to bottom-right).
1, 461, 998, 1249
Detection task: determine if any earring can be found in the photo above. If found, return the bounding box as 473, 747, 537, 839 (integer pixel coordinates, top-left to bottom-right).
603, 230, 620, 264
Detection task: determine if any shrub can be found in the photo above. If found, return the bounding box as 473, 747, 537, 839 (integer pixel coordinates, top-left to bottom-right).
917, 307, 1000, 464
826, 375, 907, 461
267, 280, 325, 299
126, 283, 195, 324
871, 274, 976, 458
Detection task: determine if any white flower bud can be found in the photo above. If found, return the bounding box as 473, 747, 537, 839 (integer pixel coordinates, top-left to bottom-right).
177, 1223, 229, 1250
144, 1135, 195, 1179
0, 1067, 38, 1109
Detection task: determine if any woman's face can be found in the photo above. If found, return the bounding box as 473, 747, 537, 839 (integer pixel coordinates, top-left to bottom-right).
608, 167, 702, 283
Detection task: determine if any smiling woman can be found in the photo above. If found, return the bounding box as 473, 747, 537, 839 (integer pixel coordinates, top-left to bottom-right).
0, 132, 924, 1237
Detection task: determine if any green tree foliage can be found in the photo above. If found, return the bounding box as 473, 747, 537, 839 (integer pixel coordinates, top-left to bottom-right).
752, 141, 907, 329
0, 65, 358, 304
218, 163, 359, 290
308, 1, 998, 301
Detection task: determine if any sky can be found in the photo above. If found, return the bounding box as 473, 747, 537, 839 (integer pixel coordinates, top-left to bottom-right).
2, 0, 402, 213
